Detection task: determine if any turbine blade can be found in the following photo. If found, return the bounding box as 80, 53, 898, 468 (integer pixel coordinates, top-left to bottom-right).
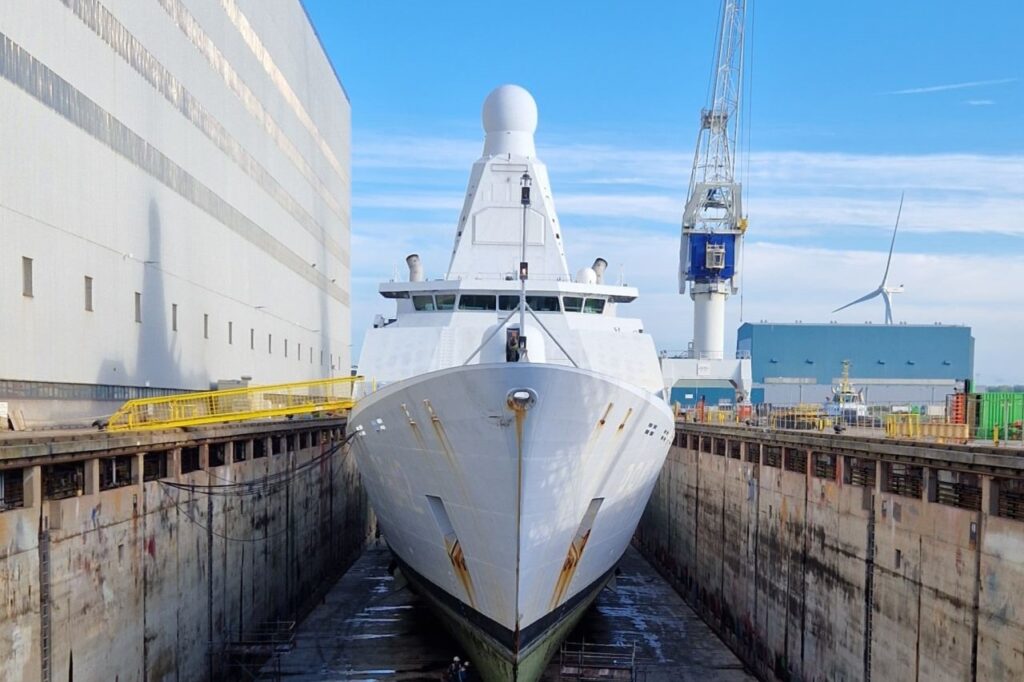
881, 192, 904, 285
833, 288, 881, 314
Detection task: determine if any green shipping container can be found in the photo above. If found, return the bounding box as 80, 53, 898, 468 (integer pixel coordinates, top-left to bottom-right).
978, 392, 1024, 439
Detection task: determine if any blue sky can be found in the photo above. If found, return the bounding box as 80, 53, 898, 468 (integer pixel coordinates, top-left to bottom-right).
303, 0, 1024, 384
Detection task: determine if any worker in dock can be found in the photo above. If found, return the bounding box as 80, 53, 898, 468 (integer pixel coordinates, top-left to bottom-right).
444, 656, 461, 681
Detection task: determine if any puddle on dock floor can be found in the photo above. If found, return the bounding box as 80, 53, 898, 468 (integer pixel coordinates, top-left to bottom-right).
265, 542, 753, 681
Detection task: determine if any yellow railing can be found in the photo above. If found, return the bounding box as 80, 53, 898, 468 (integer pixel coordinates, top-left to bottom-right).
885, 414, 970, 444
770, 405, 832, 431
106, 376, 362, 431
885, 413, 921, 439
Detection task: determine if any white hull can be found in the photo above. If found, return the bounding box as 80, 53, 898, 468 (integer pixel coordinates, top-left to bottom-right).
350, 363, 672, 656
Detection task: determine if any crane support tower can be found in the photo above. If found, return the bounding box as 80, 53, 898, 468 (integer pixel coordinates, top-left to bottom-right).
680, 0, 747, 359
662, 0, 753, 409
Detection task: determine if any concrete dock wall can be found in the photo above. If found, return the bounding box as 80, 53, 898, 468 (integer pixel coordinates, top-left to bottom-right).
0, 419, 372, 681
637, 425, 1024, 682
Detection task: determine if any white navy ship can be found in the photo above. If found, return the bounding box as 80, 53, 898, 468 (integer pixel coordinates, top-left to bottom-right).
351, 85, 673, 681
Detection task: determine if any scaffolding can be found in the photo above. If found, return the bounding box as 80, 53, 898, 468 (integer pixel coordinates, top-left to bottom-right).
559, 640, 639, 681
106, 376, 361, 432
215, 620, 296, 681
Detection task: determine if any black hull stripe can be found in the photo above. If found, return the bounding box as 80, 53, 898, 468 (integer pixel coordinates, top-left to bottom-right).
392, 551, 616, 656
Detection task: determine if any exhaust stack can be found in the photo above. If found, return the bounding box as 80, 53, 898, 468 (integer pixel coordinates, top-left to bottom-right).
592, 258, 608, 284
406, 254, 424, 282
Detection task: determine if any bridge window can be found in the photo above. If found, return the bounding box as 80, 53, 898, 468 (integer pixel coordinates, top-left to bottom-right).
499, 295, 519, 311
563, 296, 583, 312
413, 295, 436, 311
458, 295, 496, 311
435, 294, 456, 310
528, 296, 560, 312
583, 298, 606, 314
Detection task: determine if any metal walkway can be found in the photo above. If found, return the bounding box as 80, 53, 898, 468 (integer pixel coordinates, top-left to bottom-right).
106, 376, 361, 431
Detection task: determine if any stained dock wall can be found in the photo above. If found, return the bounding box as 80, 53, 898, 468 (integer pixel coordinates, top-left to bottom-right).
636, 424, 1024, 681
0, 419, 372, 682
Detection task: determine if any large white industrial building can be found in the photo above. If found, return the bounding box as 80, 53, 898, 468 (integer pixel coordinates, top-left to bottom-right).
0, 1, 350, 425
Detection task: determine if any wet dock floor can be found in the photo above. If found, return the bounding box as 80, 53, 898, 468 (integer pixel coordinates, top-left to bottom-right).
264, 543, 753, 681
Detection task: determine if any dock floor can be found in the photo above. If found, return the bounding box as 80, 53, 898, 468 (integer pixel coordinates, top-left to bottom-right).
263, 542, 753, 681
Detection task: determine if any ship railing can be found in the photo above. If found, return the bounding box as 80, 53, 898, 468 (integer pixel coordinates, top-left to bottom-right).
106, 376, 362, 431
658, 349, 750, 360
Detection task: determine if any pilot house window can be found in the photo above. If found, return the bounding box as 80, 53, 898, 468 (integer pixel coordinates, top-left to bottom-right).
563, 296, 583, 312
458, 295, 496, 311
526, 296, 560, 312
413, 295, 436, 311
435, 294, 456, 310
583, 298, 606, 314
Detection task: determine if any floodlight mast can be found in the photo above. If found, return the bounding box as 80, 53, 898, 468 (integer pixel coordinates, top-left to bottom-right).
680, 0, 747, 360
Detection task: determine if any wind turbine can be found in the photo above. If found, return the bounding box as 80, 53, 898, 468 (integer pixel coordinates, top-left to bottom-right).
833, 193, 905, 325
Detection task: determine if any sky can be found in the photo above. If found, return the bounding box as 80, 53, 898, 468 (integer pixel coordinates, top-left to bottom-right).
302, 0, 1024, 385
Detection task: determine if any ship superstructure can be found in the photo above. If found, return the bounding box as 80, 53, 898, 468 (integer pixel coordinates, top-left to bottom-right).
351, 85, 673, 681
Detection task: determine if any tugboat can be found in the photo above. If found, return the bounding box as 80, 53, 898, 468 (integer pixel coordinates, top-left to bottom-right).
825, 360, 869, 424
349, 85, 673, 681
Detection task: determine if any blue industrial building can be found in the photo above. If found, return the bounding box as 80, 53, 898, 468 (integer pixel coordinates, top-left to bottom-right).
737, 323, 974, 405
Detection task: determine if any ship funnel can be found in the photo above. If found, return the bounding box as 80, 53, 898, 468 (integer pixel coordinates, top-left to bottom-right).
406, 254, 424, 282
592, 258, 608, 284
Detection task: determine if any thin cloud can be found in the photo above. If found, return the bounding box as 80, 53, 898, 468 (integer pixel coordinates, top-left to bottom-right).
887, 77, 1015, 95
965, 99, 994, 106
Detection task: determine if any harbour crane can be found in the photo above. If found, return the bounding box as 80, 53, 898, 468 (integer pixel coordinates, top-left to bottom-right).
679, 0, 748, 360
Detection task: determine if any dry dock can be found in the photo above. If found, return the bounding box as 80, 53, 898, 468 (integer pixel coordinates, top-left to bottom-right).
0, 419, 373, 682
266, 542, 753, 681
4, 419, 1024, 681
638, 423, 1024, 682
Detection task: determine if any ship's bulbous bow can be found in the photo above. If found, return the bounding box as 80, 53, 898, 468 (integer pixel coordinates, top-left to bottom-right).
350, 363, 673, 681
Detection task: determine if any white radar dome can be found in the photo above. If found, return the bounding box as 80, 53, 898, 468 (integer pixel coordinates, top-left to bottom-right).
481, 85, 538, 157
